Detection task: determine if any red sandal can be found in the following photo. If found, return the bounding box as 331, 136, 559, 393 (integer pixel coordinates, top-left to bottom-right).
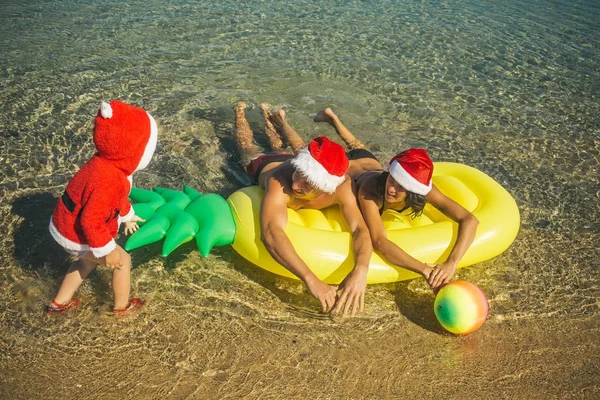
47, 298, 81, 314
113, 298, 147, 319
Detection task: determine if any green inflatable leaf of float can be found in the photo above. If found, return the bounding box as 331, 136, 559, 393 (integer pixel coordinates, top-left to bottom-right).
153, 187, 192, 209
124, 213, 171, 251
159, 186, 203, 256
152, 201, 199, 255
124, 186, 236, 258
185, 193, 236, 257
133, 203, 158, 222
125, 193, 190, 252
161, 211, 200, 256
129, 187, 166, 209
129, 187, 167, 222
183, 185, 202, 201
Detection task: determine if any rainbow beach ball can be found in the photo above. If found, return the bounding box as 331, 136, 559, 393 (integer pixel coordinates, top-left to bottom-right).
434, 281, 489, 335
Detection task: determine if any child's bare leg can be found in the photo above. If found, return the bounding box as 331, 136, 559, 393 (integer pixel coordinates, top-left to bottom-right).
270, 109, 306, 155
234, 101, 262, 165
110, 247, 131, 310
259, 103, 286, 153
314, 108, 367, 150
51, 257, 99, 305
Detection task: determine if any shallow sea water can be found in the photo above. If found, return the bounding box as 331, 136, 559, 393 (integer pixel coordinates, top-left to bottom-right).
0, 0, 599, 399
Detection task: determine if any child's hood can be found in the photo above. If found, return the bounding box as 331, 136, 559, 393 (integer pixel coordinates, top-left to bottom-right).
93, 100, 158, 175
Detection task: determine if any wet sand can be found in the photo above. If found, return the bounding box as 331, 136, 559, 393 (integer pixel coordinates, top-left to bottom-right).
1, 280, 598, 399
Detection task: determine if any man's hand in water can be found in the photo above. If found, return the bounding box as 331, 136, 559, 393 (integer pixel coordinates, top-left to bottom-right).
305, 275, 338, 313
332, 267, 368, 318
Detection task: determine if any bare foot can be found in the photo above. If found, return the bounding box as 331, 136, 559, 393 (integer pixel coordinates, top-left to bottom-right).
235, 101, 248, 113
270, 109, 287, 129
259, 102, 272, 116
260, 103, 285, 152
313, 107, 337, 124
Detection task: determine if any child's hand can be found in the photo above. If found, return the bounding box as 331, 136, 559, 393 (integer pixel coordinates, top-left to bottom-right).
124, 215, 145, 236
105, 248, 122, 269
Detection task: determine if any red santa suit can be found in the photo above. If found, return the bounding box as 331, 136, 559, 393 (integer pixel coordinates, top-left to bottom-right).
49, 100, 158, 258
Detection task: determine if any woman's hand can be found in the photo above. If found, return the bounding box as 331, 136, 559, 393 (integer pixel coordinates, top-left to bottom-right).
428, 260, 457, 292
421, 263, 437, 281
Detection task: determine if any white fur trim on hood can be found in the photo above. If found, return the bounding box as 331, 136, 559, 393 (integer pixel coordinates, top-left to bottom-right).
118, 204, 135, 224
135, 112, 158, 172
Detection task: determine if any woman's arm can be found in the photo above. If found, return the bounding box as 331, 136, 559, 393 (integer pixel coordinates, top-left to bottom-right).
357, 183, 433, 279
425, 185, 479, 290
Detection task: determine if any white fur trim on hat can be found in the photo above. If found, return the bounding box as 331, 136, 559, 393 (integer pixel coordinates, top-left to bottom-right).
291, 148, 346, 194
135, 112, 158, 172
388, 160, 432, 195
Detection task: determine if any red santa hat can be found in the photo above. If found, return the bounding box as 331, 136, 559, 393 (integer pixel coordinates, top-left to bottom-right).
94, 100, 157, 173
291, 136, 348, 193
387, 148, 433, 196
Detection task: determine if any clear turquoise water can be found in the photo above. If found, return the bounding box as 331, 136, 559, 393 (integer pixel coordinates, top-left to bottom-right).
1, 0, 598, 398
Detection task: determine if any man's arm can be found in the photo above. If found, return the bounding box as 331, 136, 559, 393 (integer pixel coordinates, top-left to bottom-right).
260, 178, 338, 312
331, 179, 373, 317
426, 185, 479, 290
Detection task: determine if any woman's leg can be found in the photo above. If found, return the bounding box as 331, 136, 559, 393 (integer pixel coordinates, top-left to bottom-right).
259, 103, 286, 153
233, 101, 262, 165
270, 109, 306, 155
314, 108, 367, 150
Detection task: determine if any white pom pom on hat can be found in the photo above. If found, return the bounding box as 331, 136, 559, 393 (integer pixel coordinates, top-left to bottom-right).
100, 101, 113, 119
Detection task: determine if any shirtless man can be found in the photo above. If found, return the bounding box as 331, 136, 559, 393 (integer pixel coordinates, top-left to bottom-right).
233, 102, 372, 317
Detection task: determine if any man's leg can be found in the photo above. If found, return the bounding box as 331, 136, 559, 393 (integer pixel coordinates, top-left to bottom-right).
314, 108, 367, 150
259, 103, 286, 153
270, 109, 306, 155
234, 101, 262, 165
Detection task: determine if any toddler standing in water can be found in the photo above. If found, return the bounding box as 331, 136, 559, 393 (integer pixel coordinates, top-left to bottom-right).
47, 100, 158, 317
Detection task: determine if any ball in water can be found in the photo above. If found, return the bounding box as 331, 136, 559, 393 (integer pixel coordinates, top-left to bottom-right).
434, 281, 488, 335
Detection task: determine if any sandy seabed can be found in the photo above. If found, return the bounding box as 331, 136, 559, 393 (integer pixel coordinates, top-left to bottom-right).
0, 213, 598, 399
1, 299, 598, 399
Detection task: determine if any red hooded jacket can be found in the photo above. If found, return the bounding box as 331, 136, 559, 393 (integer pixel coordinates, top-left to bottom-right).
49, 101, 157, 258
